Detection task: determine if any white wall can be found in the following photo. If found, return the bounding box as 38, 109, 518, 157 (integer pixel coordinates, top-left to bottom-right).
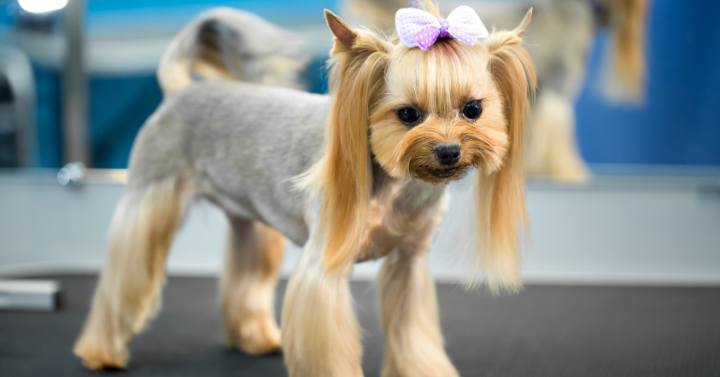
1, 170, 719, 285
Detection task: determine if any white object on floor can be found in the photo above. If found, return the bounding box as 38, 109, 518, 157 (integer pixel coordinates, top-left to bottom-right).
0, 279, 61, 311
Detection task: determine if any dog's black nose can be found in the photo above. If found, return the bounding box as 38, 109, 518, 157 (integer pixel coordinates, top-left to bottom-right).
433, 143, 461, 166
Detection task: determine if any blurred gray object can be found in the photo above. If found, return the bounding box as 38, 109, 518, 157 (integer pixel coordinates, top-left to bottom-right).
61, 0, 88, 165
57, 161, 87, 187
0, 279, 61, 311
1, 1, 87, 166
0, 46, 37, 167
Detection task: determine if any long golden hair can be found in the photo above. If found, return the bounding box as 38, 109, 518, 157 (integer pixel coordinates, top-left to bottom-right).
298, 11, 391, 274
478, 11, 536, 291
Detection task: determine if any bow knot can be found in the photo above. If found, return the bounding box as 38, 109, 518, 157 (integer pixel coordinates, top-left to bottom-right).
396, 5, 489, 51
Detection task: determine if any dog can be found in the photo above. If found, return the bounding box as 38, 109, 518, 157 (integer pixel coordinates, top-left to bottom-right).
345, 0, 648, 182
73, 2, 536, 376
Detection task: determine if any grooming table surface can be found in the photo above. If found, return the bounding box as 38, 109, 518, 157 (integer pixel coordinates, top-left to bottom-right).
1, 275, 718, 377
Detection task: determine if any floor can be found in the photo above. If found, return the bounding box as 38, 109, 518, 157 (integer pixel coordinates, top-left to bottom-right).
1, 274, 719, 377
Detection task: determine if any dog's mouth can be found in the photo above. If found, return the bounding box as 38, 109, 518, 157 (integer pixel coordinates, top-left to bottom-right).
430, 167, 459, 178
411, 165, 470, 184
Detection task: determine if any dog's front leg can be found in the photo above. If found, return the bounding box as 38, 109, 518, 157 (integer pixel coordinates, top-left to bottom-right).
378, 243, 458, 377
282, 239, 364, 377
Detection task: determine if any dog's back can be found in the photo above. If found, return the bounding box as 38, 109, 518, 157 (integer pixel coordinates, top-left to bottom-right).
127, 81, 329, 244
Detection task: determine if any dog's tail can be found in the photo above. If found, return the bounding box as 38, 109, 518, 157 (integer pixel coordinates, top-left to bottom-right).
157, 7, 307, 96
597, 0, 648, 102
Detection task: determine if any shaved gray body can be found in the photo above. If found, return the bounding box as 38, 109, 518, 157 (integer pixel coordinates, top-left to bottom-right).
129, 81, 330, 245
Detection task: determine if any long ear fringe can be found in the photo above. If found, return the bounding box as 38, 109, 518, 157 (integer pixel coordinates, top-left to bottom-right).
478, 14, 537, 293
297, 30, 390, 274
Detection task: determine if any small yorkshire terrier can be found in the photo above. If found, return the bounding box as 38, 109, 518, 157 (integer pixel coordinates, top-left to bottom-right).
74, 2, 536, 376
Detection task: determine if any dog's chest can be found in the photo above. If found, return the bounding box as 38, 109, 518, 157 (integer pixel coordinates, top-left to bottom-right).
357, 180, 446, 261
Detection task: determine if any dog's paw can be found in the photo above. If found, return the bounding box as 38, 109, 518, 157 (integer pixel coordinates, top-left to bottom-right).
228, 315, 282, 355
73, 339, 128, 370
73, 330, 128, 371
382, 356, 459, 377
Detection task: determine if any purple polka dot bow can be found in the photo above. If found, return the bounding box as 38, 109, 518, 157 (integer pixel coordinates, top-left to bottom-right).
396, 5, 489, 51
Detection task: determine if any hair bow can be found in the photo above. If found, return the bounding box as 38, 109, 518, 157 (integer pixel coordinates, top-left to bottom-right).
395, 5, 489, 51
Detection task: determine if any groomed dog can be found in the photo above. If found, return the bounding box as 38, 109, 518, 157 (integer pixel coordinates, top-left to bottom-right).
73, 2, 536, 376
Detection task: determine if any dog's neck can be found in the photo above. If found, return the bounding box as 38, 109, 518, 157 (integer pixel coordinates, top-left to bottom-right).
390, 179, 446, 215
371, 163, 447, 217
356, 168, 447, 263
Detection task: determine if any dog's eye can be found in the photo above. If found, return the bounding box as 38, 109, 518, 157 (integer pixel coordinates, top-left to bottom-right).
461, 100, 483, 120
396, 106, 423, 126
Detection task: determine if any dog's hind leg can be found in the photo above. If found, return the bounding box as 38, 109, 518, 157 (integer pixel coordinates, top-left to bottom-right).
221, 217, 285, 355
73, 177, 189, 370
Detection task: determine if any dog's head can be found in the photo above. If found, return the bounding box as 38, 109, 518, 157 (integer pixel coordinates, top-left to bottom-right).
308, 3, 536, 290
373, 30, 512, 184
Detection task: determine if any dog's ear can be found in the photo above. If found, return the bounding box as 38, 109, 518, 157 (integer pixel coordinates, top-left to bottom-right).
324, 10, 356, 49
303, 11, 391, 273
476, 8, 537, 292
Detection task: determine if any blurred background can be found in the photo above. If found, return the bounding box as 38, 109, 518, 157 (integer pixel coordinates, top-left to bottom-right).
0, 1, 718, 376
0, 0, 718, 283
0, 0, 718, 169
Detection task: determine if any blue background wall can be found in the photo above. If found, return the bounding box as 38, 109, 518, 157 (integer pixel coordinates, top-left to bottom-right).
2, 0, 719, 168
576, 1, 720, 167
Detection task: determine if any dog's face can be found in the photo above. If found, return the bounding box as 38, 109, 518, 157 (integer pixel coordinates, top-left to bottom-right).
370, 41, 508, 184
